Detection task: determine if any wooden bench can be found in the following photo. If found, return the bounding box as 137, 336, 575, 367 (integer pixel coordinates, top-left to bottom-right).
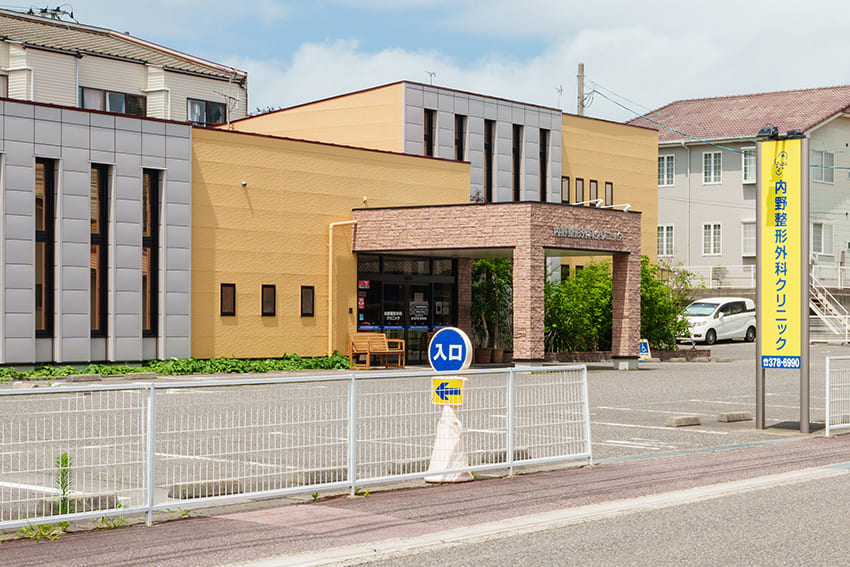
349, 333, 406, 369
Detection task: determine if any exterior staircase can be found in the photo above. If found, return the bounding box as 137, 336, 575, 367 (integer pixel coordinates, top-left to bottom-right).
810, 271, 850, 342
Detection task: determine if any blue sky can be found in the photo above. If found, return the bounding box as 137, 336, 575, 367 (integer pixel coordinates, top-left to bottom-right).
13, 1, 850, 122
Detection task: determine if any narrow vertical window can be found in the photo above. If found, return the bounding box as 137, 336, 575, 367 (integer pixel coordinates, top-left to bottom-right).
575, 178, 584, 204
91, 165, 109, 336
220, 283, 236, 316
301, 286, 315, 317
512, 124, 523, 201
605, 182, 613, 206
424, 109, 436, 157
703, 151, 721, 184
702, 223, 721, 256
35, 159, 55, 337
742, 148, 756, 183
657, 225, 674, 256
589, 180, 598, 202
561, 177, 570, 204
142, 169, 159, 336
454, 115, 466, 161
261, 285, 276, 316
484, 119, 495, 202
539, 129, 549, 202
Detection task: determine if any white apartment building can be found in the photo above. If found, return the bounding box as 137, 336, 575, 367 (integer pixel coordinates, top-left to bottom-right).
631, 86, 850, 287
0, 8, 247, 125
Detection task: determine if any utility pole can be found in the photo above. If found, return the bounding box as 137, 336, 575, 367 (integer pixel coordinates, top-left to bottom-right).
576, 62, 585, 116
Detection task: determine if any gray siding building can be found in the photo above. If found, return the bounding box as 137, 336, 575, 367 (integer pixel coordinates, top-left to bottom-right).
1, 99, 191, 364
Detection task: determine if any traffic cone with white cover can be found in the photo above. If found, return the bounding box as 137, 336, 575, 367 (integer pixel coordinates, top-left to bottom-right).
425, 405, 473, 483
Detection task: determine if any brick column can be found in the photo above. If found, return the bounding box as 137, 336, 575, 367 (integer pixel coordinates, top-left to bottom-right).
512, 245, 546, 360
457, 258, 473, 338
611, 252, 641, 358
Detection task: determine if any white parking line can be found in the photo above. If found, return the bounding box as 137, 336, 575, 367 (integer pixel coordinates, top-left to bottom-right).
598, 406, 715, 417
0, 481, 82, 495
591, 421, 728, 435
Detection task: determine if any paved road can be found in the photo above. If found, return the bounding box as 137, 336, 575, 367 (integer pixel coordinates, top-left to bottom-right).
3, 434, 850, 566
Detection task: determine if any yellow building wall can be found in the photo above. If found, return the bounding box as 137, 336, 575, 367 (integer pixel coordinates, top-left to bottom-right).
225, 83, 405, 152
191, 127, 470, 359
560, 114, 658, 264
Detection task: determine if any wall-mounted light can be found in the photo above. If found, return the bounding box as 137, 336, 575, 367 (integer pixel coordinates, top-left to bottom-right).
241, 180, 247, 187
573, 198, 603, 207
362, 196, 368, 207
601, 203, 632, 212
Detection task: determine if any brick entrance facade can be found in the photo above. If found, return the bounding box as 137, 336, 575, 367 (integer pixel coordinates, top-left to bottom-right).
351, 203, 642, 361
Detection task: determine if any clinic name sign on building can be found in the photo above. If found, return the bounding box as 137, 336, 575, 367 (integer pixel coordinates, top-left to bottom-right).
553, 226, 624, 241
760, 139, 802, 369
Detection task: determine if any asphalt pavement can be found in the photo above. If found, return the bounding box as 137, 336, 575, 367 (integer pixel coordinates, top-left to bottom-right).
3, 342, 850, 566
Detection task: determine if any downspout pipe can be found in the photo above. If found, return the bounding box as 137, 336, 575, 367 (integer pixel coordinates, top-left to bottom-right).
328, 220, 358, 356
681, 141, 691, 265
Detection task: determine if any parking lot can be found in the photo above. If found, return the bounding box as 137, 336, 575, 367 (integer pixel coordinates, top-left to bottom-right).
587, 341, 850, 462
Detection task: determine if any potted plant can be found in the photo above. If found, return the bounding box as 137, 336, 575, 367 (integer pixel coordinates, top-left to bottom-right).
471, 258, 513, 364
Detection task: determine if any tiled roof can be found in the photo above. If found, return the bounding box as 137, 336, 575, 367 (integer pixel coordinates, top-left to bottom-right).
627, 85, 850, 144
0, 9, 245, 82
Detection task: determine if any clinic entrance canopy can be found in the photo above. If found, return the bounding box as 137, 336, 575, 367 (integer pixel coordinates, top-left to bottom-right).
350, 202, 643, 363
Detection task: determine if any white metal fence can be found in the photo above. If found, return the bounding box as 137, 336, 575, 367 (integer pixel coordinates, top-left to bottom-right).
826, 357, 850, 437
676, 264, 850, 291
0, 366, 590, 530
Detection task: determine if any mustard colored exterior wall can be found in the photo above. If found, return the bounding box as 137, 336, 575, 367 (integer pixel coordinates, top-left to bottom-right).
191, 128, 470, 358
560, 114, 659, 262
226, 83, 405, 152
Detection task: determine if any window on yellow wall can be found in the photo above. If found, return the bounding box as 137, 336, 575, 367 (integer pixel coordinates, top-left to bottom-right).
301, 286, 315, 317
262, 285, 276, 316
221, 283, 236, 316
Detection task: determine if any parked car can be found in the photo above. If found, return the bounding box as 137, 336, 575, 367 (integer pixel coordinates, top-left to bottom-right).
679, 297, 756, 345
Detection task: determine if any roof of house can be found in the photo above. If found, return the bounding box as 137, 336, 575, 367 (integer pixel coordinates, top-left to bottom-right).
627, 85, 850, 144
0, 8, 246, 83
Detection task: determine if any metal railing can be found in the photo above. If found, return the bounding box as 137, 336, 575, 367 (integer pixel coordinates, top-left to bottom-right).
826, 357, 850, 437
0, 366, 590, 530
810, 316, 850, 344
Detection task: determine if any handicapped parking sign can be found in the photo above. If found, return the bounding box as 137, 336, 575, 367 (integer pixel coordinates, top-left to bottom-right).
428, 327, 472, 372
639, 339, 651, 360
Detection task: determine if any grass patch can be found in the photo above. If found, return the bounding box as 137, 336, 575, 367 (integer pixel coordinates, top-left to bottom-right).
0, 353, 350, 380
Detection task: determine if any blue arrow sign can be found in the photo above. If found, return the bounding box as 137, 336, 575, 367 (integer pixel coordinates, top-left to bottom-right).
435, 382, 462, 401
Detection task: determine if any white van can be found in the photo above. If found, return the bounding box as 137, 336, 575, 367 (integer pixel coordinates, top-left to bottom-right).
680, 297, 756, 345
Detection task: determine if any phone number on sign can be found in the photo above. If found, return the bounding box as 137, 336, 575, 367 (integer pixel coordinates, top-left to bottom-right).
761, 356, 801, 369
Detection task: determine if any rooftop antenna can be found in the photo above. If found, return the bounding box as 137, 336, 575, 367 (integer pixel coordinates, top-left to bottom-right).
425, 71, 436, 85
213, 89, 240, 128
29, 5, 78, 22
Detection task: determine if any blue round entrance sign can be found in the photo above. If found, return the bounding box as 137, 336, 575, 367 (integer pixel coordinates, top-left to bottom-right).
428, 327, 473, 372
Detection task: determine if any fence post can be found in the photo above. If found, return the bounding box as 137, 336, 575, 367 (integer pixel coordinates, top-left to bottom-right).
145, 384, 157, 526
507, 368, 515, 476
582, 366, 592, 459
348, 374, 358, 496
826, 357, 832, 437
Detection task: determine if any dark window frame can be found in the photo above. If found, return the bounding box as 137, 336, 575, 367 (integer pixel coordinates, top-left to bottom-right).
512, 124, 523, 201
589, 179, 598, 202
605, 182, 614, 206
90, 164, 109, 337
35, 159, 55, 338
575, 178, 584, 204
561, 176, 570, 204
424, 109, 436, 157
187, 98, 227, 126
539, 129, 549, 202
301, 286, 315, 317
484, 119, 495, 202
454, 114, 466, 161
220, 283, 236, 316
142, 169, 160, 336
80, 86, 146, 117
261, 284, 276, 317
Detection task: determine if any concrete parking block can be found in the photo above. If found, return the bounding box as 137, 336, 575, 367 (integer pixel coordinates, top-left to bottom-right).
718, 412, 754, 423
665, 416, 701, 427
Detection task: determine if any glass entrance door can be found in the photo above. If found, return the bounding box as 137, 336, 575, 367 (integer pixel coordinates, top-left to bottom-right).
407, 284, 431, 364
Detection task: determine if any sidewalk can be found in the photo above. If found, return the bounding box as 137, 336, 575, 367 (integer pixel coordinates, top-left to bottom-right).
3, 434, 850, 567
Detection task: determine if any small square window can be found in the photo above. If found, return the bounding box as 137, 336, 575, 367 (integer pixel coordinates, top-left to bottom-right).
262, 285, 276, 316
301, 286, 315, 317
221, 283, 236, 316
